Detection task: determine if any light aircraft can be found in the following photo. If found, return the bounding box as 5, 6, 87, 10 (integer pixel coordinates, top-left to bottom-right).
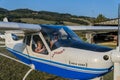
0, 18, 120, 80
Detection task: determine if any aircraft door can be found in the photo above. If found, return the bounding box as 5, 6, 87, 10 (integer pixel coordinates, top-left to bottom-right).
27, 33, 51, 60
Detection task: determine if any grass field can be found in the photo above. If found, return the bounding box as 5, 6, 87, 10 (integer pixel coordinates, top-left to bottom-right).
20, 18, 82, 26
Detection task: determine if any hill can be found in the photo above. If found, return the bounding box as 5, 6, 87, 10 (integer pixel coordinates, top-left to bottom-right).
0, 8, 95, 25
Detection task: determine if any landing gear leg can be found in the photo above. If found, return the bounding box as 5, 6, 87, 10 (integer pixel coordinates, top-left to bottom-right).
23, 64, 35, 80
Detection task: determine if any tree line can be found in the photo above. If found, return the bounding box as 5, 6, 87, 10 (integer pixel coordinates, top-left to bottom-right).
0, 8, 109, 25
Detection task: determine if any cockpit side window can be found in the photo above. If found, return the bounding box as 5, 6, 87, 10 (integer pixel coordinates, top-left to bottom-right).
41, 30, 59, 50
49, 32, 60, 50
11, 33, 24, 41
32, 35, 48, 55
41, 31, 51, 47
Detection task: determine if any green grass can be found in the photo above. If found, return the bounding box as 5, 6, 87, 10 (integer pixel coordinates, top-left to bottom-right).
20, 18, 55, 24
104, 71, 113, 80
64, 21, 82, 26
20, 18, 83, 26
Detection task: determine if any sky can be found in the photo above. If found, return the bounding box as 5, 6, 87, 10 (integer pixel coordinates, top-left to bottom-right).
0, 0, 120, 18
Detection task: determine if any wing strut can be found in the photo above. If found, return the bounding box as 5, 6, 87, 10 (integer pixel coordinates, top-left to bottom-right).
0, 52, 30, 66
23, 64, 34, 80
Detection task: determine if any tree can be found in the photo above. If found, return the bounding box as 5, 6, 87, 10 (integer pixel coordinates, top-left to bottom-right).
95, 14, 108, 23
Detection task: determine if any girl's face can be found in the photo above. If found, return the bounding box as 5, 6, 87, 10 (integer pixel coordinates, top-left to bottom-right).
37, 41, 42, 46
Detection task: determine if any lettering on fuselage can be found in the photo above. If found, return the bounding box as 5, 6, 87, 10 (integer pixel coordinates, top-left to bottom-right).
69, 61, 87, 67
52, 49, 65, 57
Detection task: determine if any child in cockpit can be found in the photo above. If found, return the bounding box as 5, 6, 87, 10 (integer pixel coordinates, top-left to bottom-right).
35, 41, 45, 53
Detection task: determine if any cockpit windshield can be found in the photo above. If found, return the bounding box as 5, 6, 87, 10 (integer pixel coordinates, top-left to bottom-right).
41, 25, 82, 50
40, 25, 112, 52
42, 25, 81, 40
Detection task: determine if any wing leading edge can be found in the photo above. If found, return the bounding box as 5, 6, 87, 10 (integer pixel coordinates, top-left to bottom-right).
0, 21, 118, 32
68, 26, 118, 31
0, 21, 41, 32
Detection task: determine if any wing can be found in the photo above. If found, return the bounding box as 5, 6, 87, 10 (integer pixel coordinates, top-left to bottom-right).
0, 21, 41, 32
0, 21, 118, 32
68, 26, 118, 31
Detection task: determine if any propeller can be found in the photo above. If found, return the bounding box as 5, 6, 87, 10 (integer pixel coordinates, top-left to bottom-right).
111, 4, 120, 80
